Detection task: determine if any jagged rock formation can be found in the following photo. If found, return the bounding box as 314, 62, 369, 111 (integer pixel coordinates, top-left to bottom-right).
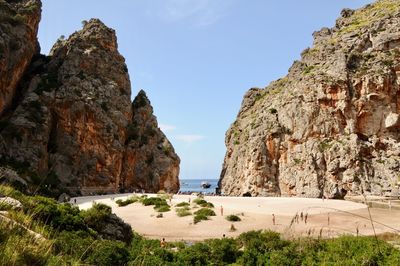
219, 0, 400, 198
0, 2, 179, 195
122, 90, 180, 193
0, 0, 41, 115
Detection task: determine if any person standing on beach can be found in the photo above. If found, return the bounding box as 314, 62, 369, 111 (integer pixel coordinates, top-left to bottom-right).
304, 213, 308, 224
327, 213, 330, 226
272, 214, 276, 225
220, 205, 224, 216
300, 212, 303, 221
160, 238, 166, 248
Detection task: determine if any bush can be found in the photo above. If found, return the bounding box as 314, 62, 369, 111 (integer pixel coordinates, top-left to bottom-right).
194, 214, 208, 224
205, 238, 242, 264
201, 202, 214, 208
175, 243, 211, 265
116, 197, 137, 207
176, 207, 191, 217
193, 208, 216, 224
237, 230, 290, 265
193, 198, 207, 205
26, 196, 86, 231
129, 237, 174, 265
226, 214, 241, 222
0, 216, 55, 265
176, 202, 190, 207
85, 240, 129, 266
193, 198, 215, 208
194, 208, 216, 217
154, 205, 170, 212
141, 197, 167, 206
53, 231, 95, 260
80, 203, 112, 227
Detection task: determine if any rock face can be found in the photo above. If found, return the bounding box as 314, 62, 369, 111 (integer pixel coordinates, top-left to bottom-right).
121, 90, 180, 193
0, 3, 180, 195
0, 0, 41, 115
219, 0, 400, 198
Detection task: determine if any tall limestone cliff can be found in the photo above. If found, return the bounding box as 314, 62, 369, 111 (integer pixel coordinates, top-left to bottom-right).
0, 2, 180, 195
122, 90, 180, 193
0, 0, 41, 115
219, 0, 400, 198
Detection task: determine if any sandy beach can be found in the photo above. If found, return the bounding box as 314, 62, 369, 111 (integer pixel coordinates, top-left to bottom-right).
74, 194, 400, 242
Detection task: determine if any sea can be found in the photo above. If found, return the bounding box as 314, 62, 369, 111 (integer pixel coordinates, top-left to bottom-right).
179, 179, 219, 194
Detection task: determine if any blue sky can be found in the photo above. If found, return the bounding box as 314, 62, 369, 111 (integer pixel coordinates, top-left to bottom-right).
38, 0, 374, 180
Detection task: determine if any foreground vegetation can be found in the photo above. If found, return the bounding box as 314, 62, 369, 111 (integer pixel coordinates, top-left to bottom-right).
1, 185, 400, 265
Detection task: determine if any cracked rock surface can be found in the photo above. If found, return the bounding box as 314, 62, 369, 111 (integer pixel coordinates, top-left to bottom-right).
219, 0, 400, 198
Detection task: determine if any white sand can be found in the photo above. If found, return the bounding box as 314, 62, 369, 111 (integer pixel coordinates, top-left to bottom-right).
73, 194, 400, 241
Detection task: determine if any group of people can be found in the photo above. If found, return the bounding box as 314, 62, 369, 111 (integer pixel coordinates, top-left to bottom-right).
289, 211, 309, 227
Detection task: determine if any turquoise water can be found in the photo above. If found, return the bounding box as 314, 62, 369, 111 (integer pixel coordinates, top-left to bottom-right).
179, 179, 219, 194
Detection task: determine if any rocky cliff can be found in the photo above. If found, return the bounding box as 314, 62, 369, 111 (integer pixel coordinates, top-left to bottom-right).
0, 0, 41, 116
0, 2, 179, 195
219, 0, 400, 198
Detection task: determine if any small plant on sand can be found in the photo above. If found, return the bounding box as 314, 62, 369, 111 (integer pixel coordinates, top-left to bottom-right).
193, 208, 216, 224
193, 198, 214, 208
226, 215, 241, 222
193, 198, 207, 205
115, 196, 138, 207
154, 205, 170, 212
176, 202, 190, 207
141, 197, 167, 206
176, 207, 191, 217
194, 214, 208, 224
194, 208, 216, 217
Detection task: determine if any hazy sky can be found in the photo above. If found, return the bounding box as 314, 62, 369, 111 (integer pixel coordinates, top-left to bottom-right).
38, 0, 374, 180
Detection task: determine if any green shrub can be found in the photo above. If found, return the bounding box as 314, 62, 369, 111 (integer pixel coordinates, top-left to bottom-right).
0, 222, 52, 265
194, 208, 216, 217
129, 237, 174, 265
237, 230, 291, 265
175, 243, 211, 265
116, 197, 137, 207
205, 238, 242, 265
141, 197, 167, 206
193, 207, 215, 224
193, 198, 207, 205
176, 202, 190, 207
80, 203, 111, 230
26, 196, 86, 231
176, 207, 192, 217
154, 205, 170, 212
194, 214, 208, 224
201, 202, 214, 208
53, 231, 95, 260
226, 214, 241, 222
85, 240, 129, 266
193, 198, 214, 208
